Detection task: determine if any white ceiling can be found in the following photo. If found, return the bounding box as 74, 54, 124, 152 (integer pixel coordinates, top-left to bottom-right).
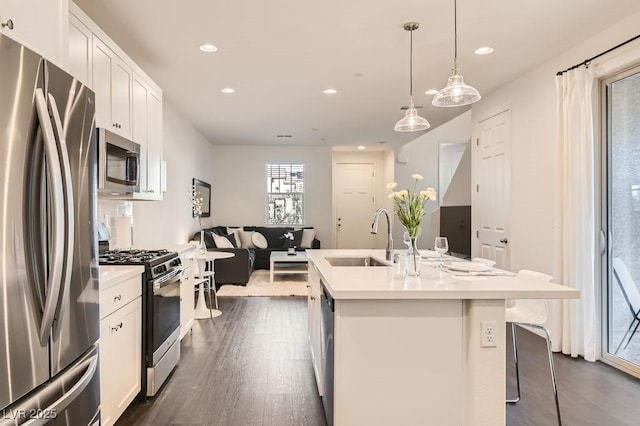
74, 0, 640, 149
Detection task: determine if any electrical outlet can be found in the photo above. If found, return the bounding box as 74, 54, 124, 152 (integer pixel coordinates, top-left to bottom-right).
481, 321, 497, 348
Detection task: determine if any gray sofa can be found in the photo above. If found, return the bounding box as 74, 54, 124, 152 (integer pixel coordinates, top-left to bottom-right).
193, 226, 320, 288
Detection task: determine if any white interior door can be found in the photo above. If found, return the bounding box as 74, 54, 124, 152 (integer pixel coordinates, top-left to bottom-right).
475, 110, 511, 269
335, 163, 375, 249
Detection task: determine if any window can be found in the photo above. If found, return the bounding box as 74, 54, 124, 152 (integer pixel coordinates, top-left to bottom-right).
266, 163, 304, 225
601, 64, 640, 375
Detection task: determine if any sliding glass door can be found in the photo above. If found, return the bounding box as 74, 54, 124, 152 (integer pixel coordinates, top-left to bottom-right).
601, 64, 640, 375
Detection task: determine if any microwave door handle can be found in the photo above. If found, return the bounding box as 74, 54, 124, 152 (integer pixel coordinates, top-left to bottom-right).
127, 154, 138, 184
34, 88, 65, 345
47, 93, 75, 334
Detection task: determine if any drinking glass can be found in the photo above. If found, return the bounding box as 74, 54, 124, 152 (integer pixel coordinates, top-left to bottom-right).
434, 237, 449, 269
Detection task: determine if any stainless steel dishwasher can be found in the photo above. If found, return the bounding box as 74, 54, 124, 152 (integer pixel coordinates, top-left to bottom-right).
320, 281, 334, 426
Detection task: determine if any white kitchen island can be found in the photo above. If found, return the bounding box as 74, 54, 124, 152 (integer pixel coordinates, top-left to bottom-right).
306, 249, 579, 426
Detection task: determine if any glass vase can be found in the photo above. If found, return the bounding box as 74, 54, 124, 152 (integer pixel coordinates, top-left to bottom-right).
405, 236, 422, 277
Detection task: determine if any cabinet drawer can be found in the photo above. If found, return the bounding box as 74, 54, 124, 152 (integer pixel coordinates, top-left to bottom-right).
100, 276, 142, 319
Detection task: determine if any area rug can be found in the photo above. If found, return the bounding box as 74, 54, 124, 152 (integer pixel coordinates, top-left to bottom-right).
216, 269, 307, 297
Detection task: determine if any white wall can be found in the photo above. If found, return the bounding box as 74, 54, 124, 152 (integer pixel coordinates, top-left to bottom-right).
394, 111, 472, 249
208, 145, 333, 248
442, 146, 471, 207
470, 10, 640, 276
332, 150, 395, 248
130, 100, 217, 247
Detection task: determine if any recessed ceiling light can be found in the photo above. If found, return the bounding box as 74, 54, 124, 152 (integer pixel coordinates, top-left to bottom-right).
323, 89, 338, 95
425, 89, 438, 95
474, 46, 494, 55
221, 88, 235, 94
200, 43, 218, 53
357, 146, 366, 150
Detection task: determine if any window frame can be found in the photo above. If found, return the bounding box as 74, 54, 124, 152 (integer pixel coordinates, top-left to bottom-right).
265, 163, 305, 225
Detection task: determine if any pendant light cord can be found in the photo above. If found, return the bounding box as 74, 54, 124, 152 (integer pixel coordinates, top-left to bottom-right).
453, 0, 458, 70
409, 27, 414, 98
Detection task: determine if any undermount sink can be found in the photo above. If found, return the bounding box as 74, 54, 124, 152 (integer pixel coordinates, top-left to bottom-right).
324, 256, 391, 267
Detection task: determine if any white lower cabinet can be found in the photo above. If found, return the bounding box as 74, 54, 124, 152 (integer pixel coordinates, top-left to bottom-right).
308, 262, 323, 395
99, 275, 142, 426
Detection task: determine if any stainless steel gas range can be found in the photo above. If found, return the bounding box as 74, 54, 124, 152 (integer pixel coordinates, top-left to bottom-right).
99, 249, 182, 398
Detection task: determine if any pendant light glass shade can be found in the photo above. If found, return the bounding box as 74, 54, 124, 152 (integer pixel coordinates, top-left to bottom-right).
433, 0, 481, 108
394, 98, 430, 132
432, 69, 481, 107
395, 22, 430, 132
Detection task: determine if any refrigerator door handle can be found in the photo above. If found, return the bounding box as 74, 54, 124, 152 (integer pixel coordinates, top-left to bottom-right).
34, 88, 65, 346
22, 352, 99, 426
47, 93, 75, 332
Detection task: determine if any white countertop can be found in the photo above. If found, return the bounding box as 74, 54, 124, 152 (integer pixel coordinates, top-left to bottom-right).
98, 265, 145, 289
306, 249, 580, 300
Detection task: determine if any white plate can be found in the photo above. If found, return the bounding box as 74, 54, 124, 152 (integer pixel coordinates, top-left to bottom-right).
448, 262, 492, 272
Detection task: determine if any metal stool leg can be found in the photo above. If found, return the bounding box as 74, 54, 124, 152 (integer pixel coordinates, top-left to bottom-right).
540, 326, 562, 426
212, 281, 218, 309
506, 323, 521, 403
207, 275, 213, 319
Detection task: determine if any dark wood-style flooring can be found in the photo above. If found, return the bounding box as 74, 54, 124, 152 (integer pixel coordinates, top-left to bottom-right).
117, 297, 640, 426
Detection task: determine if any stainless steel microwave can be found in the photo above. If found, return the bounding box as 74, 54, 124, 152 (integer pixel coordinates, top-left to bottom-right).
97, 128, 140, 194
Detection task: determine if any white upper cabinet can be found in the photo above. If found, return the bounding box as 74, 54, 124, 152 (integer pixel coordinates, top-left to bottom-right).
132, 73, 163, 200
0, 0, 67, 64
69, 2, 163, 200
67, 12, 91, 86
93, 36, 132, 139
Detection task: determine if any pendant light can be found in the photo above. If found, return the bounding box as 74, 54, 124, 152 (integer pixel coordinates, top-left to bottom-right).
395, 22, 430, 132
432, 0, 481, 107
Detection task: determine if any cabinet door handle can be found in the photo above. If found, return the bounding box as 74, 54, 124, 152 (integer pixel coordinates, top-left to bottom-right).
114, 294, 122, 302
111, 322, 123, 332
1, 19, 14, 30
310, 296, 316, 300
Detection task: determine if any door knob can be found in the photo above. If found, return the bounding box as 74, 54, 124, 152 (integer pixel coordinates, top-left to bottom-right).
499, 238, 508, 244
1, 19, 14, 30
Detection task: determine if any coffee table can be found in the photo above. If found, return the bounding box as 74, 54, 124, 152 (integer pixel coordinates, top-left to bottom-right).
270, 251, 308, 283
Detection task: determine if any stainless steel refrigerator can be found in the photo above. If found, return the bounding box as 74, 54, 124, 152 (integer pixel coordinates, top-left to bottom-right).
0, 33, 100, 425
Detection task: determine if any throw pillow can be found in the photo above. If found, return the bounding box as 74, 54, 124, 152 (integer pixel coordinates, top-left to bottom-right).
252, 232, 268, 249
227, 227, 242, 247
291, 229, 303, 247
212, 233, 234, 248
300, 228, 316, 248
224, 233, 238, 248
238, 230, 256, 249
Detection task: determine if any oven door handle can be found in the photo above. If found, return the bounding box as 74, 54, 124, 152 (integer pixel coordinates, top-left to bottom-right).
152, 269, 183, 291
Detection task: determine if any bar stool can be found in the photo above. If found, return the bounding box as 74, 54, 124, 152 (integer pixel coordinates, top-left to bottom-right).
506, 269, 562, 426
194, 257, 218, 319
193, 251, 235, 319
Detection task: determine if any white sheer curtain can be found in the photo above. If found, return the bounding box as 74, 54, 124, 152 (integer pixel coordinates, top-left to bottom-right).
551, 67, 599, 361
